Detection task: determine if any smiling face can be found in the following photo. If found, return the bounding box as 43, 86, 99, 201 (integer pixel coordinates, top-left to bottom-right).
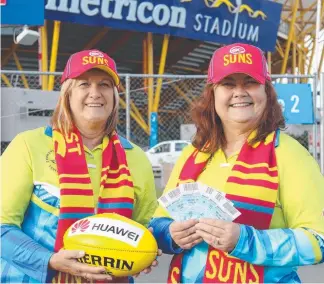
213, 73, 267, 128
69, 69, 115, 129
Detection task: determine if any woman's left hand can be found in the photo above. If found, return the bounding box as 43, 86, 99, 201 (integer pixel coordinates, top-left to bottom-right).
195, 218, 240, 253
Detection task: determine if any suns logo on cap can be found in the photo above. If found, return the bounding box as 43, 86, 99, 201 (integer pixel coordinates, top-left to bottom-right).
224, 53, 253, 66
82, 56, 110, 66
229, 46, 246, 54
89, 51, 104, 58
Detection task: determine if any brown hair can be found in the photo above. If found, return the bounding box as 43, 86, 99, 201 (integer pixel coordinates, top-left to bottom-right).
51, 78, 119, 137
191, 81, 285, 153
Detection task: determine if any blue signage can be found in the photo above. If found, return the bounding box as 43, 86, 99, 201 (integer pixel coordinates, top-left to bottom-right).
45, 0, 282, 51
274, 84, 314, 125
150, 112, 158, 148
1, 0, 44, 25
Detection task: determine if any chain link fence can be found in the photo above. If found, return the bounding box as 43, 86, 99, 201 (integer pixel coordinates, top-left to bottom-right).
1, 71, 323, 173
126, 75, 205, 148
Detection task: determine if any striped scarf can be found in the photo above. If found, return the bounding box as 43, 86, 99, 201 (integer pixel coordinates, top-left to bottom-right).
52, 128, 134, 283
168, 131, 279, 284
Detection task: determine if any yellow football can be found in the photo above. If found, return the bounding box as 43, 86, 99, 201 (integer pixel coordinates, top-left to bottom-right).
63, 213, 158, 277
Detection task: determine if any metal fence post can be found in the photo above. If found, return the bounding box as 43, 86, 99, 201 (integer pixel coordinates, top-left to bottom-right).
125, 74, 131, 141
320, 72, 324, 174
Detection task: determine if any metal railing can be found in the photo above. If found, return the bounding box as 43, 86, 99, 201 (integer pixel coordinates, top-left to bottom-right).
1, 70, 323, 173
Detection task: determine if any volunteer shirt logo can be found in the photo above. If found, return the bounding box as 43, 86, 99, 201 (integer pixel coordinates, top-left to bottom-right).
46, 150, 57, 172
68, 217, 144, 247
72, 219, 90, 233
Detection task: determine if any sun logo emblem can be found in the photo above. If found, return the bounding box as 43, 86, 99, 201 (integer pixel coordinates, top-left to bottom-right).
71, 219, 90, 233
180, 0, 267, 20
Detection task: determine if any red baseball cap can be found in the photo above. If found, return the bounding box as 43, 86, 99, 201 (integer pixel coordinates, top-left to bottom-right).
207, 43, 270, 84
61, 49, 120, 85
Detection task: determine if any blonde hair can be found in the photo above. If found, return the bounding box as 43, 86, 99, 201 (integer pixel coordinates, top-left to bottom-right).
51, 78, 119, 137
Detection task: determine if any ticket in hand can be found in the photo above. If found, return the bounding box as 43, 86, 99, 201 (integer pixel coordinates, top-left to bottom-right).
158, 182, 241, 222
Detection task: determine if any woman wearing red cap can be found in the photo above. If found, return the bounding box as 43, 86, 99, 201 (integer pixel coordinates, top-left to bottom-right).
1, 50, 159, 283
150, 43, 324, 283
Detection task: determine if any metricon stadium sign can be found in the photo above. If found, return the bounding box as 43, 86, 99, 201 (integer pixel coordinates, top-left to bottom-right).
45, 0, 186, 28
45, 0, 283, 51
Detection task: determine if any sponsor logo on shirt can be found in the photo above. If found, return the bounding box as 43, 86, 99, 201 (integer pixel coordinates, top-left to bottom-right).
46, 150, 57, 172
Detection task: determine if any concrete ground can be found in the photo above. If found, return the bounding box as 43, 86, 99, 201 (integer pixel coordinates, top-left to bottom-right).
136, 254, 324, 283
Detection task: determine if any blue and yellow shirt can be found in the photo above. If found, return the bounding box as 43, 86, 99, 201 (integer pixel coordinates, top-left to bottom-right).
1, 127, 157, 283
151, 133, 324, 283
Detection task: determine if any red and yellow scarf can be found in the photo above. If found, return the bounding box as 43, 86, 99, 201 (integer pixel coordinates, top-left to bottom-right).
52, 128, 134, 283
168, 131, 279, 284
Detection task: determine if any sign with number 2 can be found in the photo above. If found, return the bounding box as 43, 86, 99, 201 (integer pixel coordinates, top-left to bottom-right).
274, 84, 314, 124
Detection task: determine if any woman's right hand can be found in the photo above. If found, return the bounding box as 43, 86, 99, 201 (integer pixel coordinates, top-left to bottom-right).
169, 219, 203, 250
49, 249, 113, 282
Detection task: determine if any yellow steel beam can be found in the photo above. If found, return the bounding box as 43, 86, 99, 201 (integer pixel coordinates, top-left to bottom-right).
277, 31, 309, 54
119, 84, 148, 128
300, 10, 305, 28
284, 2, 316, 22
292, 32, 297, 77
300, 15, 316, 35
143, 37, 148, 92
298, 45, 302, 75
298, 40, 306, 82
293, 20, 317, 24
300, 40, 305, 77
171, 84, 193, 105
299, 0, 303, 9
12, 52, 29, 89
130, 101, 147, 128
297, 2, 317, 19
107, 32, 133, 55
1, 74, 13, 87
283, 7, 316, 11
83, 28, 109, 50
282, 12, 292, 22
276, 41, 285, 58
153, 34, 169, 112
147, 32, 154, 127
179, 80, 194, 98
298, 2, 324, 38
1, 43, 19, 68
302, 1, 318, 12
307, 38, 315, 75
281, 0, 299, 74
119, 98, 150, 135
48, 21, 61, 91
299, 25, 316, 38
41, 21, 49, 90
